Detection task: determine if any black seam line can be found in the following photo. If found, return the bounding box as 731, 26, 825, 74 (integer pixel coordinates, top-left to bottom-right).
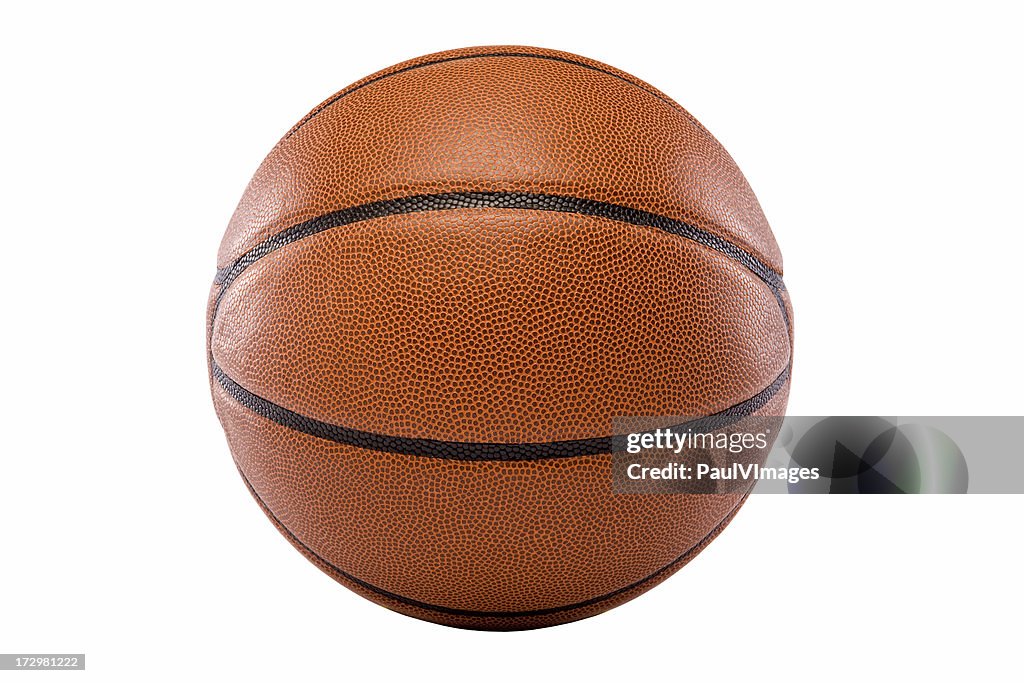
235, 461, 752, 620
212, 360, 790, 461
211, 192, 791, 340
213, 191, 785, 302
287, 51, 684, 139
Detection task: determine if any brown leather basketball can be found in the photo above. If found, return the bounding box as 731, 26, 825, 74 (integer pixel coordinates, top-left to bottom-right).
208, 45, 793, 630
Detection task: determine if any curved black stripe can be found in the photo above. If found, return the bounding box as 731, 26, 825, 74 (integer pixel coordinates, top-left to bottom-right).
236, 461, 752, 620
288, 50, 686, 139
212, 359, 789, 461
214, 191, 785, 300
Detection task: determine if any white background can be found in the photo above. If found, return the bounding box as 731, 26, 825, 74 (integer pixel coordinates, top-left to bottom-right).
1, 1, 1021, 681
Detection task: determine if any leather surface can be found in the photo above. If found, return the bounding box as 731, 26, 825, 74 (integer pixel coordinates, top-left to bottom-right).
218, 46, 783, 273
212, 379, 789, 630
209, 45, 793, 629
213, 209, 787, 442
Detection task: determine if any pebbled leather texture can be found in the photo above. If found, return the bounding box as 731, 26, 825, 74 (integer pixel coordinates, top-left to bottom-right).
208, 45, 793, 630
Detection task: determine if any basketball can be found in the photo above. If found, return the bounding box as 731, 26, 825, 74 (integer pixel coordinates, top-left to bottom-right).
208, 45, 793, 629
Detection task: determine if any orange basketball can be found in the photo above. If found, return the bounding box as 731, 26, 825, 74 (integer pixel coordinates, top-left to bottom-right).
208, 46, 792, 630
